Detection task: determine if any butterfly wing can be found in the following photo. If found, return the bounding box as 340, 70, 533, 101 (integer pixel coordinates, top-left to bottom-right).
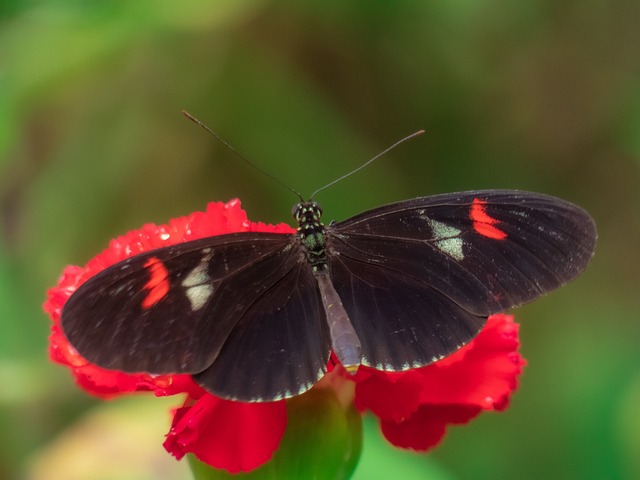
61, 232, 330, 401
326, 190, 596, 370
194, 259, 329, 401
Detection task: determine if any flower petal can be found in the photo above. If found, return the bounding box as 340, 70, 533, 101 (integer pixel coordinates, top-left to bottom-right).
381, 404, 481, 451
354, 369, 423, 422
164, 395, 287, 473
355, 314, 525, 452
416, 314, 526, 410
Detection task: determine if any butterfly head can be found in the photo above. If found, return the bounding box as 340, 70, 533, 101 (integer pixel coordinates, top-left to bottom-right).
292, 201, 324, 228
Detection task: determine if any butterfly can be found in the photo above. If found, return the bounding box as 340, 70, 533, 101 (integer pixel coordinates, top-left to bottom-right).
61, 190, 597, 402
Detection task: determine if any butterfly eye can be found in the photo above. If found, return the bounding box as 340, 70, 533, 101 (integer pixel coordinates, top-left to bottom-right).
292, 203, 303, 220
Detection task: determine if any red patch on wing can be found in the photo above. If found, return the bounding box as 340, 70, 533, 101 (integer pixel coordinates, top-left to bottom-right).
142, 257, 170, 308
470, 198, 508, 240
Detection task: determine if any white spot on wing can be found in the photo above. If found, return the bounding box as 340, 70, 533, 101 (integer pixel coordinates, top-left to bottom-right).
182, 252, 214, 311
184, 284, 214, 311
422, 216, 465, 260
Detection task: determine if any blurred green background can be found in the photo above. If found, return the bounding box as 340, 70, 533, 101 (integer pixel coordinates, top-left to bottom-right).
1, 1, 639, 479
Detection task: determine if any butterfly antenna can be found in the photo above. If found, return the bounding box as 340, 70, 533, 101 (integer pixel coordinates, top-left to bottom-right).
310, 129, 425, 199
182, 111, 304, 202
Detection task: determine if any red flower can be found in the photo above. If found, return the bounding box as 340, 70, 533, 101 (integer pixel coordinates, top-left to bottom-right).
164, 394, 287, 472
45, 199, 525, 473
353, 314, 525, 451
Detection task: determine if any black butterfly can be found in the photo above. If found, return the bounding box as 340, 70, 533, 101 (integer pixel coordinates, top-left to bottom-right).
61, 190, 596, 402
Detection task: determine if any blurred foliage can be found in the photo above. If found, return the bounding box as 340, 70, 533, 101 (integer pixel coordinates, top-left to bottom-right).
25, 396, 189, 480
1, 0, 639, 479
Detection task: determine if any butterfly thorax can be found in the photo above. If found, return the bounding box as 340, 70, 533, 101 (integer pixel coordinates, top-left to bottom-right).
293, 201, 328, 273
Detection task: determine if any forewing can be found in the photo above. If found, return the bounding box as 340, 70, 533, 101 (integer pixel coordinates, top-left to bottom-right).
327, 190, 596, 370
61, 233, 299, 376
